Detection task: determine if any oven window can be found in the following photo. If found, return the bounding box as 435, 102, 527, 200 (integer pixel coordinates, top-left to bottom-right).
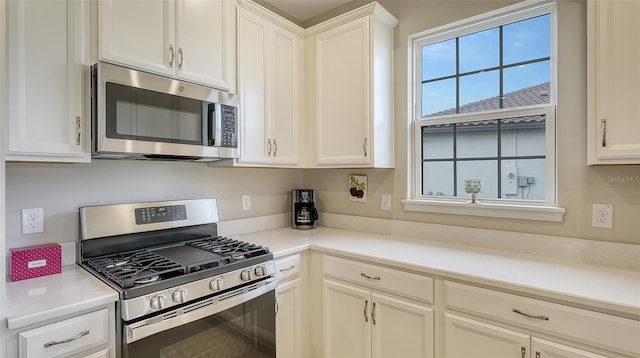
124, 292, 276, 358
106, 82, 205, 145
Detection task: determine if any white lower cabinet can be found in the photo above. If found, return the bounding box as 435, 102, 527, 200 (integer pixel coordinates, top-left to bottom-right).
444, 313, 606, 358
17, 308, 112, 358
322, 255, 434, 358
443, 281, 639, 358
275, 253, 305, 357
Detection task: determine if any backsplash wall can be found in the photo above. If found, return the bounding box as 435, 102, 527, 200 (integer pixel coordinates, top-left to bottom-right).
5, 160, 303, 249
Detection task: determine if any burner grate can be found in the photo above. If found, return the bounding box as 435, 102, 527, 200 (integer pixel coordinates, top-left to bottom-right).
188, 236, 269, 261
86, 250, 185, 288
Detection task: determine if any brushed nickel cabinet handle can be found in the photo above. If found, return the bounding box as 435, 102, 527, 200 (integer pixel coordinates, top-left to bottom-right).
536, 351, 541, 358
178, 47, 184, 70
363, 137, 368, 157
169, 44, 175, 68
372, 302, 376, 325
513, 308, 549, 321
267, 139, 272, 156
601, 118, 607, 147
75, 116, 81, 145
521, 346, 526, 358
279, 265, 295, 272
363, 300, 368, 322
273, 139, 278, 156
44, 330, 89, 348
360, 273, 381, 280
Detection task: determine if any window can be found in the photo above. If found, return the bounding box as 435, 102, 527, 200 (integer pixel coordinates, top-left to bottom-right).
405, 1, 565, 222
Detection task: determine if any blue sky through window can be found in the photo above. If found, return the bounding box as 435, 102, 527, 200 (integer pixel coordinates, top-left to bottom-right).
421, 14, 551, 117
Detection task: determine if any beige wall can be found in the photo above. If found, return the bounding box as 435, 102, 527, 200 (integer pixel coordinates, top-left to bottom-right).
303, 0, 640, 245
5, 161, 303, 249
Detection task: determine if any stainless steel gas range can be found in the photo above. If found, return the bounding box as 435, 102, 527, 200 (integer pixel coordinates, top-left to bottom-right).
79, 199, 277, 358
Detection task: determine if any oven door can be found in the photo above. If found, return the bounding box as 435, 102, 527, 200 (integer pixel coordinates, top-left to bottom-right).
123, 278, 277, 358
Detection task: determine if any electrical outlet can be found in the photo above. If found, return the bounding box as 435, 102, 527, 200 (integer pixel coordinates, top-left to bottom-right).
381, 194, 391, 211
21, 208, 44, 235
242, 195, 251, 211
592, 204, 613, 229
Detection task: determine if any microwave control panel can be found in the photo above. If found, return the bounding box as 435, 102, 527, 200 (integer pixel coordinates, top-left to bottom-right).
220, 104, 237, 148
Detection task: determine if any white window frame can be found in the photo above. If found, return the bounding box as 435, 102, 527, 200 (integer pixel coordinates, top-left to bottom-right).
403, 0, 565, 222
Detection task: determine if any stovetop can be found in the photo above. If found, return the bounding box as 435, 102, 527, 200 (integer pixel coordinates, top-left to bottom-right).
84, 236, 271, 291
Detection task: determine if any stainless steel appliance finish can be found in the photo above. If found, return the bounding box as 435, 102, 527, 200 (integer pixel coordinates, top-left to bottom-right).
91, 63, 239, 162
79, 199, 276, 357
292, 189, 318, 229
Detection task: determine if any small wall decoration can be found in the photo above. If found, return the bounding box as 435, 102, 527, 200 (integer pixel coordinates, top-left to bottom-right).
348, 175, 367, 202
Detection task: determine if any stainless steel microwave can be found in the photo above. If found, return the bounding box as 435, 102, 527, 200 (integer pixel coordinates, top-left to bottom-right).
91, 63, 239, 162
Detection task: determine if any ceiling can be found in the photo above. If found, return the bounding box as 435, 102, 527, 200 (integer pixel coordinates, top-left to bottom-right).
262, 0, 353, 23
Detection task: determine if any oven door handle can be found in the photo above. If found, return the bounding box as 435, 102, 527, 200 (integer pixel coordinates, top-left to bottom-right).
125, 278, 278, 344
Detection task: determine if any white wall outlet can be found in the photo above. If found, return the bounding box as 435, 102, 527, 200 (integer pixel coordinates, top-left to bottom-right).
21, 208, 44, 235
242, 195, 251, 211
381, 194, 391, 211
592, 204, 613, 229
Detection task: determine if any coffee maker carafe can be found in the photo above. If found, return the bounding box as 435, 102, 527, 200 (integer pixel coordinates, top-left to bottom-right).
292, 189, 318, 229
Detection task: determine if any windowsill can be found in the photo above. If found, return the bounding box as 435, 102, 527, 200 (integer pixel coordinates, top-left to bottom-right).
401, 199, 565, 222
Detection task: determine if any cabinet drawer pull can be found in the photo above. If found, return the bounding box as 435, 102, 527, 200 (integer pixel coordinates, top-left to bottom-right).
601, 118, 607, 147
279, 265, 295, 272
44, 330, 90, 348
363, 300, 368, 322
512, 308, 549, 321
535, 351, 541, 358
273, 139, 278, 156
360, 273, 381, 280
267, 139, 272, 156
363, 137, 368, 157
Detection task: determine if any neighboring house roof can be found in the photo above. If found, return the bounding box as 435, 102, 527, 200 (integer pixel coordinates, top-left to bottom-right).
423, 81, 550, 132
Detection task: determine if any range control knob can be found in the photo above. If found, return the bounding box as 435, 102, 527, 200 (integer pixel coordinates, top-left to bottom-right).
150, 295, 166, 310
240, 269, 252, 281
172, 289, 187, 303
209, 278, 223, 292
254, 265, 267, 277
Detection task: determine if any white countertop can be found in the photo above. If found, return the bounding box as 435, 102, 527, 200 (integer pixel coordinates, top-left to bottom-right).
234, 227, 640, 318
5, 265, 118, 330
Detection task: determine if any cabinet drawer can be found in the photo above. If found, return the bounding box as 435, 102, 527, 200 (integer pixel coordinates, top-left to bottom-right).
19, 309, 109, 358
444, 281, 640, 355
323, 255, 433, 303
275, 254, 301, 281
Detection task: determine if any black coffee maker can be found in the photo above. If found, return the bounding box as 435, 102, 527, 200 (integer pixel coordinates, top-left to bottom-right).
292, 189, 318, 229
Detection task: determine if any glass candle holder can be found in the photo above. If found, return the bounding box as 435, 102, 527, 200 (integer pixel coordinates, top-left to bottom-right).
464, 179, 483, 203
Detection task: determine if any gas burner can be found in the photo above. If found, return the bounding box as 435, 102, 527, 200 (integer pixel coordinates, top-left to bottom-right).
188, 237, 269, 261
134, 275, 161, 284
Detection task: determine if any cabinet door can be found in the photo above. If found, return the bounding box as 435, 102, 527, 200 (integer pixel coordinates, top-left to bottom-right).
99, 0, 174, 76
444, 313, 530, 358
276, 278, 302, 358
588, 0, 640, 164
238, 9, 270, 164
371, 293, 434, 358
7, 0, 89, 162
531, 338, 608, 358
323, 279, 370, 358
315, 17, 371, 166
270, 24, 300, 165
176, 0, 234, 90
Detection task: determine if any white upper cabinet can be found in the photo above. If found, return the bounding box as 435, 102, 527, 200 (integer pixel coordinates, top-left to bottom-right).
6, 0, 90, 162
236, 2, 303, 167
588, 0, 640, 165
99, 0, 236, 91
307, 3, 397, 168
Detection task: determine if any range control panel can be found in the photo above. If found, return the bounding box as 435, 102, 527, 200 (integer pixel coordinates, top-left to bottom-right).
135, 205, 187, 224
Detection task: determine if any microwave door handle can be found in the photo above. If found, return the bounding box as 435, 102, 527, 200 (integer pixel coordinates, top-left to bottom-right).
206, 103, 215, 146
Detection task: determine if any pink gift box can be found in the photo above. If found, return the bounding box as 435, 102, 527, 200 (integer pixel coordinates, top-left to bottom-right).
10, 244, 62, 282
